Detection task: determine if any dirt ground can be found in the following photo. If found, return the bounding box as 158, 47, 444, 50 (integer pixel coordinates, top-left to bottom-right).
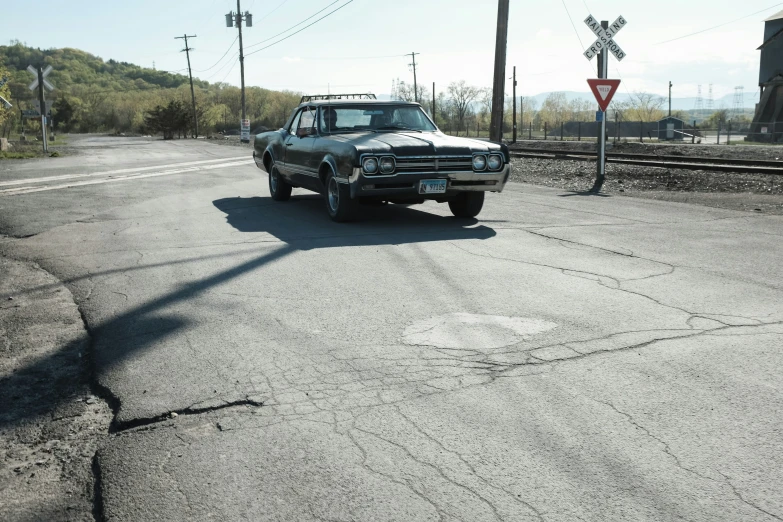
509, 141, 783, 215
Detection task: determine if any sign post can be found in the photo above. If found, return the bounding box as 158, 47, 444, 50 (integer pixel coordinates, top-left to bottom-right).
582, 15, 627, 192
27, 65, 55, 154
240, 118, 250, 143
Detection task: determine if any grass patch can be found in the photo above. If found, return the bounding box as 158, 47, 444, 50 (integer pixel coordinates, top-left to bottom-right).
0, 151, 38, 159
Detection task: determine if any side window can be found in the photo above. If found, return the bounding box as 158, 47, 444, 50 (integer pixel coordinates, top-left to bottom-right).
288, 110, 303, 134
299, 108, 316, 130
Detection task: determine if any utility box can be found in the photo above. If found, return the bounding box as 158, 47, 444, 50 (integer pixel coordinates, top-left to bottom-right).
657, 117, 685, 141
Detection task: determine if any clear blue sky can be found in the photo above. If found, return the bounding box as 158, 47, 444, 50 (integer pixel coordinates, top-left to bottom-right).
1, 0, 779, 105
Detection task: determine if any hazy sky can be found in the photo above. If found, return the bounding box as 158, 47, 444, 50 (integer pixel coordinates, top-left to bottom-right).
2, 0, 780, 104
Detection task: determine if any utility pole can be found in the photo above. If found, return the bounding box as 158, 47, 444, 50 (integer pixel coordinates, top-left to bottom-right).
176, 34, 199, 138
432, 82, 435, 117
227, 3, 253, 142
668, 81, 673, 117
489, 0, 510, 143
511, 66, 517, 143
37, 68, 48, 153
409, 52, 420, 104
591, 20, 609, 193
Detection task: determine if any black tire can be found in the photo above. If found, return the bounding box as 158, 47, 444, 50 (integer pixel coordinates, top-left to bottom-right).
268, 162, 292, 201
448, 192, 485, 218
324, 169, 357, 222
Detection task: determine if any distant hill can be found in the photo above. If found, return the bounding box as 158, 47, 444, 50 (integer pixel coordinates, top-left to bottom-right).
0, 40, 200, 102
524, 90, 760, 112
0, 41, 301, 136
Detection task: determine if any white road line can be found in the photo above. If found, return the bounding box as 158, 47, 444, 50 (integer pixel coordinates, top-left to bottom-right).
0, 160, 254, 196
0, 156, 250, 188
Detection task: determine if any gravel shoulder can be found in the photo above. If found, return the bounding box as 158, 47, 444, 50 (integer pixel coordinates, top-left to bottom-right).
509, 141, 783, 215
0, 251, 111, 521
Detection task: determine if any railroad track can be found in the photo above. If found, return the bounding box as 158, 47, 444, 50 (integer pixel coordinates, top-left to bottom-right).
509, 148, 783, 175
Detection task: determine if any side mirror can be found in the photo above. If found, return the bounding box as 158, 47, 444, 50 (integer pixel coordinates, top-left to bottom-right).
296, 127, 316, 138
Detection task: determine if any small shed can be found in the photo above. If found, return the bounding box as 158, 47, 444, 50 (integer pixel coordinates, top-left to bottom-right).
658, 117, 685, 141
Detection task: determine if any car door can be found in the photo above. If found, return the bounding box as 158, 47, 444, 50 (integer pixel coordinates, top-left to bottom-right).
284, 106, 319, 191
279, 109, 302, 179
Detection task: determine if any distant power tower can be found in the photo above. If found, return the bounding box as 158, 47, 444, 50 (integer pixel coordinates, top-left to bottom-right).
694, 85, 704, 115
732, 86, 745, 117
706, 84, 714, 112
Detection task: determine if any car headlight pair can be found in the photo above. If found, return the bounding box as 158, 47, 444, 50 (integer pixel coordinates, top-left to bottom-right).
473, 154, 503, 171
363, 156, 395, 175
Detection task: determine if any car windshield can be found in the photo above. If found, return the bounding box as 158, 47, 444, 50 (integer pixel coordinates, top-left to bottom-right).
319, 105, 437, 134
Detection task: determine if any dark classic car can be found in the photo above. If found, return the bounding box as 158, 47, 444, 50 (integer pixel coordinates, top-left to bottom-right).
252, 97, 510, 222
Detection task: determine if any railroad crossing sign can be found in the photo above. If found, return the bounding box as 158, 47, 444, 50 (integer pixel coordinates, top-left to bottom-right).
27, 65, 55, 92
587, 79, 621, 112
583, 15, 627, 61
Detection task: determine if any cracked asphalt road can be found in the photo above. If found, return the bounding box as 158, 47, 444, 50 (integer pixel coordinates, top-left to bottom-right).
1, 136, 782, 521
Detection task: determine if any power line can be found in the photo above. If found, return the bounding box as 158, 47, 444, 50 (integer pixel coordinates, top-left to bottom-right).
203, 52, 240, 81
219, 58, 239, 84
245, 1, 355, 58
192, 36, 238, 73
561, 0, 586, 50
244, 0, 343, 50
256, 0, 290, 24
656, 2, 783, 44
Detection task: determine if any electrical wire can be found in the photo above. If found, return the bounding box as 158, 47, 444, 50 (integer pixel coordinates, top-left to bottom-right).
202, 52, 240, 81
218, 59, 239, 84
560, 0, 596, 75
256, 0, 290, 24
656, 2, 783, 44
244, 0, 344, 50
245, 1, 355, 58
192, 36, 238, 73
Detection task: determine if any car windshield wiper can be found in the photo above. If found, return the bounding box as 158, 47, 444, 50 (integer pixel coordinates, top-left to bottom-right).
375, 126, 422, 133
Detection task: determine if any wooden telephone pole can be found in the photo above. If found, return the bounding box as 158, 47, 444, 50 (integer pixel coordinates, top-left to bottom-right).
489, 0, 510, 143
175, 34, 198, 138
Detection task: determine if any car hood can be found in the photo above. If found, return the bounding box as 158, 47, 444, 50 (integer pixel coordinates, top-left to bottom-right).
328, 132, 498, 157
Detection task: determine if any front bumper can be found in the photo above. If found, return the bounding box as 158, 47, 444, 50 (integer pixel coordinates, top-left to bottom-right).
348, 165, 510, 199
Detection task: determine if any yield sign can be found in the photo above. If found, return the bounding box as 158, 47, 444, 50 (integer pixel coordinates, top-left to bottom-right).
587, 79, 621, 112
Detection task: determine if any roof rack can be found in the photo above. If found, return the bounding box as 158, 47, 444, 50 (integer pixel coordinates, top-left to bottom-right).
300, 93, 377, 103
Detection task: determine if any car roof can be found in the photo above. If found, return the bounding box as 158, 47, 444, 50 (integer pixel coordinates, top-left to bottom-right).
297, 100, 421, 109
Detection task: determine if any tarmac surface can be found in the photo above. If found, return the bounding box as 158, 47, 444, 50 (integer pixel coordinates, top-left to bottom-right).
1, 135, 782, 521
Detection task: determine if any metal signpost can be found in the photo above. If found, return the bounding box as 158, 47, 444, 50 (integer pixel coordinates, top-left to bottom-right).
583, 15, 627, 192
27, 65, 55, 153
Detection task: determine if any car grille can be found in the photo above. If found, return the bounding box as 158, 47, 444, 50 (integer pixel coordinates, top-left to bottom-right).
394, 156, 474, 173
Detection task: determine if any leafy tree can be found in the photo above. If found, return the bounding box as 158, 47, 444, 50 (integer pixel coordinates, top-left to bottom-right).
143, 101, 190, 139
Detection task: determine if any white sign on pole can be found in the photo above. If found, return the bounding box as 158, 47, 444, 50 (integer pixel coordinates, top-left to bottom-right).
27, 64, 55, 92
583, 15, 627, 62
241, 119, 251, 141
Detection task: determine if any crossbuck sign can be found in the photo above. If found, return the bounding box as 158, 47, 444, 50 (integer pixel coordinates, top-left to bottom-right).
583, 15, 627, 61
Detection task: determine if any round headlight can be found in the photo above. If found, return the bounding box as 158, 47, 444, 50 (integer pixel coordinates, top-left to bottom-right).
488, 154, 503, 171
472, 155, 487, 171
363, 157, 378, 174
379, 157, 395, 174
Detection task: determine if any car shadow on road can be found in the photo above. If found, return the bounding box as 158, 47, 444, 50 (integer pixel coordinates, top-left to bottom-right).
212, 195, 498, 248
0, 195, 497, 434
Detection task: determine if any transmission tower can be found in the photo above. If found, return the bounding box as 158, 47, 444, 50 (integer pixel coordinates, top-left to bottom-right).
732, 86, 745, 118
694, 85, 704, 117
706, 84, 714, 112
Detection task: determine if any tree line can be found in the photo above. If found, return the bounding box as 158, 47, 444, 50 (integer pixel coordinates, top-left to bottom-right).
392, 79, 752, 136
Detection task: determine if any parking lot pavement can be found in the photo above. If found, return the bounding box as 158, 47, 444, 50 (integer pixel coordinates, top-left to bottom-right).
1, 136, 781, 521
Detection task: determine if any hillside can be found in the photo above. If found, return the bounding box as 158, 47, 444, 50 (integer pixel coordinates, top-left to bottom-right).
0, 41, 301, 136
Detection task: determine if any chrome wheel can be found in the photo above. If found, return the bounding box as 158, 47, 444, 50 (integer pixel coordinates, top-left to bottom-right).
328, 177, 340, 212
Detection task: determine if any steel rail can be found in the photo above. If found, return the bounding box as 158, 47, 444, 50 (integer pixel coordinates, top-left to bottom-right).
509, 149, 783, 175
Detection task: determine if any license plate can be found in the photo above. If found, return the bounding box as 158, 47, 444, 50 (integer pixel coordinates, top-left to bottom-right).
419, 179, 447, 194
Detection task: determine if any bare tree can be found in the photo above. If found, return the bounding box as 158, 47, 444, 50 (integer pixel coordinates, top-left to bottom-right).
625, 92, 666, 122
447, 81, 481, 136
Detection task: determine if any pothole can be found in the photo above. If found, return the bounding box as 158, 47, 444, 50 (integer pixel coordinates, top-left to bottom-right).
403, 313, 558, 350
